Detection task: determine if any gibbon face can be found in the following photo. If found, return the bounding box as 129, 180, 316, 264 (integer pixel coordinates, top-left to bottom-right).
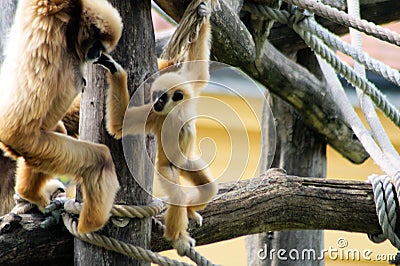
76, 0, 123, 62
151, 73, 194, 115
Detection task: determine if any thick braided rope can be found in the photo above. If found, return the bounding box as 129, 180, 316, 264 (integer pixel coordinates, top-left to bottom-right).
395, 172, 400, 204
64, 199, 164, 219
62, 213, 191, 266
301, 18, 400, 88
152, 218, 216, 266
10, 194, 35, 214
292, 22, 400, 129
282, 0, 400, 47
249, 4, 400, 129
161, 0, 219, 62
368, 175, 400, 249
347, 0, 400, 171
64, 200, 215, 265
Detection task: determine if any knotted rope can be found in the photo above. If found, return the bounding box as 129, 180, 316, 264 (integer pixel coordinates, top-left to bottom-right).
160, 0, 219, 63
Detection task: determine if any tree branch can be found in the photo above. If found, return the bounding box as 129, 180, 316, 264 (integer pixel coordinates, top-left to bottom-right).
0, 170, 392, 263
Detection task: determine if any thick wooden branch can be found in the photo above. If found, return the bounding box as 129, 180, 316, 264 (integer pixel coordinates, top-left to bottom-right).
151, 170, 388, 251
1, 170, 394, 263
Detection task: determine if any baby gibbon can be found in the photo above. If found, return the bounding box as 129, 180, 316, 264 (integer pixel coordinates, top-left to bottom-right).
96, 2, 218, 253
0, 0, 122, 234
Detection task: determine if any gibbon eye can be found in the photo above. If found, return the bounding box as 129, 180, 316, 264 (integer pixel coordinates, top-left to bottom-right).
172, 91, 184, 102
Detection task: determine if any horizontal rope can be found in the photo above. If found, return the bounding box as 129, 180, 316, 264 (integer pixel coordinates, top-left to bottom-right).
293, 20, 400, 129
247, 3, 400, 130
301, 17, 400, 89
282, 0, 400, 47
64, 198, 165, 219
62, 213, 191, 266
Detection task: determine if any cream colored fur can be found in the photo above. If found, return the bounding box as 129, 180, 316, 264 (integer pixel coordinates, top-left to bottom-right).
0, 0, 123, 234
101, 15, 218, 254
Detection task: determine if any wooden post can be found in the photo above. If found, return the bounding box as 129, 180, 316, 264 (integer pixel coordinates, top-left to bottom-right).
0, 0, 17, 216
74, 0, 157, 265
247, 49, 327, 265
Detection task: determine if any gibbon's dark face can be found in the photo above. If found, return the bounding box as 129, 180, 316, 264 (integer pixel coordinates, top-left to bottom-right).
153, 89, 184, 113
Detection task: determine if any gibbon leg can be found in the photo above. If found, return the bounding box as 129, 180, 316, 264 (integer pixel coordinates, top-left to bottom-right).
15, 122, 68, 210
15, 160, 54, 211
180, 159, 218, 225
14, 131, 119, 233
157, 163, 195, 254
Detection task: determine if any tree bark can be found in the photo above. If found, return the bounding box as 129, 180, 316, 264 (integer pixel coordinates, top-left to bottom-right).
74, 1, 157, 265
0, 0, 18, 216
1, 172, 390, 264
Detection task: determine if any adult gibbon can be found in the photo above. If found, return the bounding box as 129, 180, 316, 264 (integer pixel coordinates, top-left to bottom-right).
96, 2, 218, 254
0, 0, 122, 234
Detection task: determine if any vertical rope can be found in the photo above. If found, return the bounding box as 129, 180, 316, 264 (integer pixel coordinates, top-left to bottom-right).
161, 0, 219, 62
346, 0, 400, 170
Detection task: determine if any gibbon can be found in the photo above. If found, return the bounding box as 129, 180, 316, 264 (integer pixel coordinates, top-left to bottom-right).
0, 0, 122, 234
96, 3, 218, 253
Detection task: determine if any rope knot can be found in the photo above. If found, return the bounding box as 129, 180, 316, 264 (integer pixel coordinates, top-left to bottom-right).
368, 174, 400, 249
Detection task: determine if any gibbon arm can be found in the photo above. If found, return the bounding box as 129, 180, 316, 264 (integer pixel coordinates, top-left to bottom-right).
182, 4, 211, 92
106, 69, 130, 139
96, 53, 154, 138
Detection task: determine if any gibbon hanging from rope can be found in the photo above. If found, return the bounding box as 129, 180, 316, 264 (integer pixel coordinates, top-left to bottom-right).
96, 0, 219, 254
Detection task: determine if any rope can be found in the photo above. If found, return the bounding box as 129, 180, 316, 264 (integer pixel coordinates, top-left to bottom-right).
151, 218, 216, 266
301, 18, 400, 89
293, 23, 400, 130
368, 175, 400, 249
64, 198, 164, 219
248, 4, 400, 130
62, 213, 191, 266
281, 0, 400, 47
62, 200, 215, 265
347, 0, 400, 173
161, 0, 219, 63
10, 194, 35, 214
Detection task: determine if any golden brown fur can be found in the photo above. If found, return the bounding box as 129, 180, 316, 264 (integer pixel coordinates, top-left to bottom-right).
0, 0, 122, 233
97, 4, 217, 254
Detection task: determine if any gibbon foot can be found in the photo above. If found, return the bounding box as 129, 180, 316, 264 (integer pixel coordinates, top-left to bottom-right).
172, 233, 196, 256
187, 208, 203, 227
17, 190, 50, 213
15, 179, 66, 213
197, 2, 210, 17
